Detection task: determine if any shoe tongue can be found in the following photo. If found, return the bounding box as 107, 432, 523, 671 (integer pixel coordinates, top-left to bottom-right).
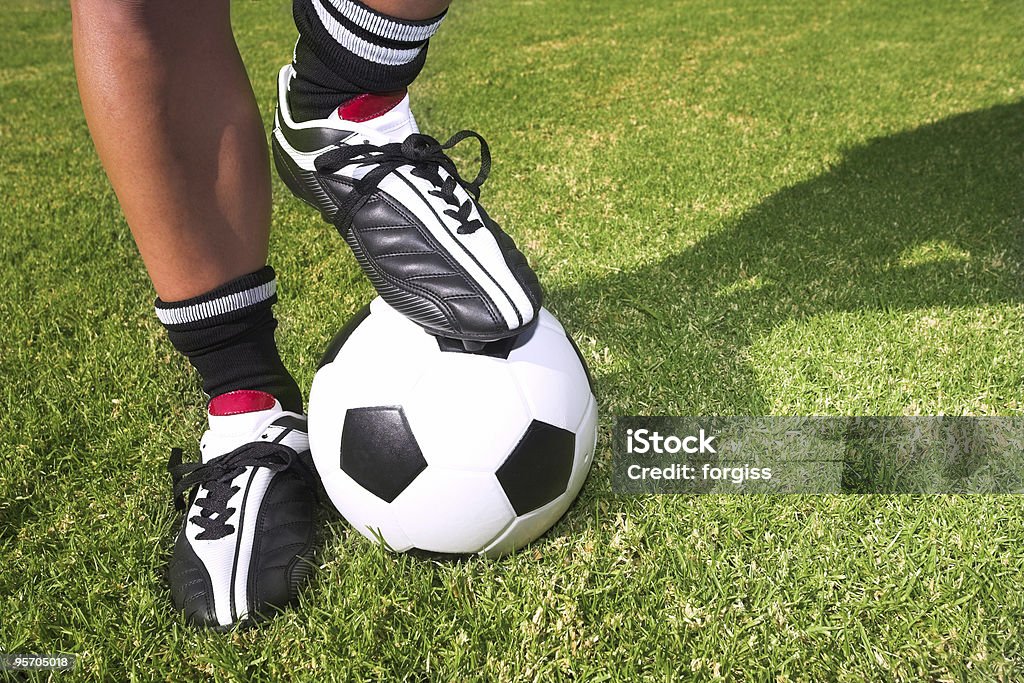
207, 390, 280, 439
336, 91, 407, 123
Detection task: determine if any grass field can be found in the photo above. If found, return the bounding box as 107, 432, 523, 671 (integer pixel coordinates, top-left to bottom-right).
2, 0, 1023, 680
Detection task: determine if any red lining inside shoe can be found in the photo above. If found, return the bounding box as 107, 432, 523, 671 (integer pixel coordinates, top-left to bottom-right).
208, 390, 276, 416
337, 91, 406, 122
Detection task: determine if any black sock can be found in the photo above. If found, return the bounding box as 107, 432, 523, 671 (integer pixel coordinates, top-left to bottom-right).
155, 266, 303, 413
289, 0, 447, 122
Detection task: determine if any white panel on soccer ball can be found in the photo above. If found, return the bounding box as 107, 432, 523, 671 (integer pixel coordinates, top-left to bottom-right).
567, 394, 598, 499
536, 307, 566, 336
325, 360, 413, 410
308, 362, 348, 473
392, 468, 516, 554
313, 338, 429, 427
327, 303, 435, 395
326, 470, 414, 552
482, 395, 598, 557
403, 357, 531, 472
481, 496, 571, 557
507, 325, 592, 432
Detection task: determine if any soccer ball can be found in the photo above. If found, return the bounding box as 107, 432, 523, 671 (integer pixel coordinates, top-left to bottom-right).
308, 297, 597, 556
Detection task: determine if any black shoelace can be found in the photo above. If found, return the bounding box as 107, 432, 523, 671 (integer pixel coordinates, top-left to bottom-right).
314, 130, 492, 235
167, 442, 297, 541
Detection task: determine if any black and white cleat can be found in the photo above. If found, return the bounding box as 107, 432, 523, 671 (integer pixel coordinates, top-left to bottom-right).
271, 65, 542, 343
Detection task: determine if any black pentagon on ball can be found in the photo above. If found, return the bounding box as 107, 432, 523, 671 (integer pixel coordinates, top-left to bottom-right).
496, 420, 576, 516
340, 406, 427, 502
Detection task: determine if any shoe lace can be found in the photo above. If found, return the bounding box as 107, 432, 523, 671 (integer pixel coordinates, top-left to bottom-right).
167, 442, 298, 541
314, 130, 492, 235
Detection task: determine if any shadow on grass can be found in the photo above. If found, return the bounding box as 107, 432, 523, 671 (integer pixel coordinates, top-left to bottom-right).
327, 105, 1024, 560
552, 102, 1023, 415
543, 102, 1023, 505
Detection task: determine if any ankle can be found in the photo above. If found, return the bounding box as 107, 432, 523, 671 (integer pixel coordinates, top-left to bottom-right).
155, 266, 304, 414
288, 0, 445, 122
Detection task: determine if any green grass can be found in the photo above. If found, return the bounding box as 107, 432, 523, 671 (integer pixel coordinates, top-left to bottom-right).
2, 0, 1023, 679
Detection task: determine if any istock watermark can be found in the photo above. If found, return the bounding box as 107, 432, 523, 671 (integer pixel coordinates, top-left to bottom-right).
625, 427, 718, 455
613, 417, 1024, 494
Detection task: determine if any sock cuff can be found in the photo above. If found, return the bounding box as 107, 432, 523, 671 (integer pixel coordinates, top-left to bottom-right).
289, 0, 445, 118
305, 0, 444, 68
329, 0, 446, 44
155, 266, 278, 331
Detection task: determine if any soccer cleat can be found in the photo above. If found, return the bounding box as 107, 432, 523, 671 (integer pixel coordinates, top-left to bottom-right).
167, 390, 317, 630
271, 65, 542, 343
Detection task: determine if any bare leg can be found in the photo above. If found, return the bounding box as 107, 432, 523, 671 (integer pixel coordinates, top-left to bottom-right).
72, 0, 269, 301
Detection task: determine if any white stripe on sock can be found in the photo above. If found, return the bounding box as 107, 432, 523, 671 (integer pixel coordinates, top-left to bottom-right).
313, 0, 424, 65
155, 280, 277, 326
324, 0, 445, 43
